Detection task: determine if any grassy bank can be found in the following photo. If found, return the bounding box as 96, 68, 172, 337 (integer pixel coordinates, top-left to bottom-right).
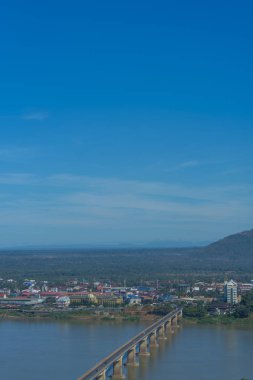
183, 313, 253, 327
2, 308, 253, 327
0, 309, 145, 322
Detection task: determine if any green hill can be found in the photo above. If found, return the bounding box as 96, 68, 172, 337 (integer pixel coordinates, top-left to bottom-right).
191, 229, 253, 272
205, 229, 253, 257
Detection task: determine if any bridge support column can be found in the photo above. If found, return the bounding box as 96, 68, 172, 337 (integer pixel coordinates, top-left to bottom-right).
171, 315, 178, 331
112, 356, 125, 379
139, 338, 150, 356
178, 310, 183, 319
96, 370, 106, 380
149, 332, 159, 347
126, 347, 138, 367
165, 319, 172, 335
158, 324, 167, 340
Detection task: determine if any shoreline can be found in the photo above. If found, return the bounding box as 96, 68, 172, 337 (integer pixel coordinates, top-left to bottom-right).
182, 314, 253, 327
0, 309, 156, 323
1, 309, 253, 327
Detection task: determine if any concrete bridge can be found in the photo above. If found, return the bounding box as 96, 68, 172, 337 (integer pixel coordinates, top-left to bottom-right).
77, 307, 183, 380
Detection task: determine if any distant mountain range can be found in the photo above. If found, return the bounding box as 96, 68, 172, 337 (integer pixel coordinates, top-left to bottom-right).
0, 239, 209, 250
3, 229, 253, 252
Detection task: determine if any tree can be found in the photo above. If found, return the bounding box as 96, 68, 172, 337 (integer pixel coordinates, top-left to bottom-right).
183, 304, 207, 318
234, 305, 249, 319
152, 303, 173, 316
241, 291, 253, 311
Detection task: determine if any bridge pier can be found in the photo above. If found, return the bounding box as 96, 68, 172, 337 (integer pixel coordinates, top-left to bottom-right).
158, 324, 167, 340
96, 370, 106, 380
126, 347, 138, 367
149, 331, 159, 347
111, 356, 125, 379
139, 338, 150, 356
172, 315, 178, 329
165, 319, 172, 335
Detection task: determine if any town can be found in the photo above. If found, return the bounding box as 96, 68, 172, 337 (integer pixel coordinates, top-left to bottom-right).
1, 275, 253, 322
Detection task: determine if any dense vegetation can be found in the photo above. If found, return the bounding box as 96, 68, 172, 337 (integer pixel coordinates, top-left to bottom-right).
182, 291, 253, 323
0, 229, 252, 283
240, 291, 253, 314
183, 304, 207, 318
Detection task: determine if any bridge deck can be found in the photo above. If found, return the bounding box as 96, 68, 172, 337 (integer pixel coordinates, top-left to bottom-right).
77, 308, 182, 380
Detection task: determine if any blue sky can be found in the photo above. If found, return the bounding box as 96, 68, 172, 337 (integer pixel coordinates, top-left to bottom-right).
0, 1, 253, 247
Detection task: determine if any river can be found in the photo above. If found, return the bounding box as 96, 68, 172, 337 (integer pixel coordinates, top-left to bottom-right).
0, 319, 252, 380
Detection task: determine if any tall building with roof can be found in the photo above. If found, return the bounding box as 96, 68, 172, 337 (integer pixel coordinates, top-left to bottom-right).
224, 280, 238, 304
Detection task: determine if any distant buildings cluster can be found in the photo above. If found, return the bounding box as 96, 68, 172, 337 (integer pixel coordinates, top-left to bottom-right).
0, 276, 252, 311
0, 278, 158, 308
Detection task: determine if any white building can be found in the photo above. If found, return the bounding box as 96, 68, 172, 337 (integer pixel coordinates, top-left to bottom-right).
224, 280, 238, 304
56, 296, 70, 308
129, 297, 142, 305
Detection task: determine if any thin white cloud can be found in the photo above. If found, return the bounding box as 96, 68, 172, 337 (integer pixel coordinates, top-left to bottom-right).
0, 173, 35, 185
0, 173, 252, 245
63, 191, 252, 221
161, 159, 219, 173
0, 172, 251, 201
179, 160, 200, 168
0, 146, 39, 162
47, 174, 252, 202
21, 112, 49, 121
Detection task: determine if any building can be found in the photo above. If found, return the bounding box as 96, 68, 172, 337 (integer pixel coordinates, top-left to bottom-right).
239, 283, 253, 293
56, 296, 70, 308
224, 280, 238, 304
129, 296, 142, 305
0, 296, 45, 306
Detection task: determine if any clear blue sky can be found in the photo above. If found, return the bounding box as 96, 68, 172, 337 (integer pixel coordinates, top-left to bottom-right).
0, 0, 253, 247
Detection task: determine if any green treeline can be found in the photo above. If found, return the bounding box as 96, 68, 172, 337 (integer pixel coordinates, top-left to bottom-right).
0, 248, 253, 283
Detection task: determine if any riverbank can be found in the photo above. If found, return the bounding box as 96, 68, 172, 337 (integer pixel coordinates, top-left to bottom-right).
183, 313, 253, 327
0, 308, 157, 323
2, 308, 253, 328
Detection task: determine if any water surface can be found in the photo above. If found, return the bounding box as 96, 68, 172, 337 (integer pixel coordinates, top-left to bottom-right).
0, 320, 252, 380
